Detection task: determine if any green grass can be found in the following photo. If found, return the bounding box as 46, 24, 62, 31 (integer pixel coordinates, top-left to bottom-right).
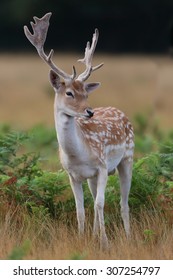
0, 116, 173, 259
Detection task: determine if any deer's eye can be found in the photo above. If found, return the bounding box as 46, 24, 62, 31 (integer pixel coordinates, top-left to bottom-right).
66, 91, 74, 98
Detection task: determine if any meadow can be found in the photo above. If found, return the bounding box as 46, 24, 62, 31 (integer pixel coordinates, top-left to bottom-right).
0, 54, 173, 259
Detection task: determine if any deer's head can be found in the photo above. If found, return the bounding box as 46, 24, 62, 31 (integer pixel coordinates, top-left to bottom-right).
24, 13, 103, 118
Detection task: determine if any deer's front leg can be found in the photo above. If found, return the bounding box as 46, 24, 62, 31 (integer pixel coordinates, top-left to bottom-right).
95, 168, 108, 249
88, 177, 99, 236
69, 175, 85, 235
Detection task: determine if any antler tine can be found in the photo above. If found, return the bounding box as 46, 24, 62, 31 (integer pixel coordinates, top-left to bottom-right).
24, 13, 76, 82
77, 28, 104, 82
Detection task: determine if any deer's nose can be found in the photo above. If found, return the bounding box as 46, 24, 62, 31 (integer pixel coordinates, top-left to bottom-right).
86, 108, 94, 118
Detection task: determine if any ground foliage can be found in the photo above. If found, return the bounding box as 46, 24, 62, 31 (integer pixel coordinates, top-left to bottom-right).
0, 115, 173, 259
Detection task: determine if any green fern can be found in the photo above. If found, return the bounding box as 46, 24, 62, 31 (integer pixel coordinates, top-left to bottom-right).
7, 240, 31, 260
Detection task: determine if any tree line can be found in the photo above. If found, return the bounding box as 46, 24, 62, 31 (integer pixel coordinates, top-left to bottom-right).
0, 0, 173, 53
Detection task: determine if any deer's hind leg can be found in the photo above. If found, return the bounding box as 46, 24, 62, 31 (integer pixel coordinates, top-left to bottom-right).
117, 157, 133, 237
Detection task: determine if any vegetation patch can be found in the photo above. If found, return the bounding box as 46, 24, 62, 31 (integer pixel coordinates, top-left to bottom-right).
0, 117, 173, 259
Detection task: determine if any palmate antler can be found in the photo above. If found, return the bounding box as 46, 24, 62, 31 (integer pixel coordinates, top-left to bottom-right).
24, 13, 103, 83
24, 13, 76, 82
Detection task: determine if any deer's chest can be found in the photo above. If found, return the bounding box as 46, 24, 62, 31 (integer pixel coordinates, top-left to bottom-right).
59, 148, 98, 181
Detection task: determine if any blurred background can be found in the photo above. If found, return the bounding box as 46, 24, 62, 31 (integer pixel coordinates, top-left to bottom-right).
1, 0, 173, 130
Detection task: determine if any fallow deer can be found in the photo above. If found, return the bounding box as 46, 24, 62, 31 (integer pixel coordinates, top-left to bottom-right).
24, 12, 134, 248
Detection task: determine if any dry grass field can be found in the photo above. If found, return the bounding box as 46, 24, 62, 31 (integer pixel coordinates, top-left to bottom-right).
0, 207, 173, 260
0, 53, 173, 130
0, 54, 173, 260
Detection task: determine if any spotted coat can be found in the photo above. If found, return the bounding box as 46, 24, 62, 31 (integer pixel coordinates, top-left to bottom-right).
76, 106, 134, 173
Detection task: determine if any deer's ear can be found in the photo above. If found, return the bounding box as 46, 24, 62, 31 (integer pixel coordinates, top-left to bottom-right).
85, 82, 100, 94
49, 70, 61, 91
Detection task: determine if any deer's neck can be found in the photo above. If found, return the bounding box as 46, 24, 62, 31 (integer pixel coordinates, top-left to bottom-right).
54, 110, 83, 157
